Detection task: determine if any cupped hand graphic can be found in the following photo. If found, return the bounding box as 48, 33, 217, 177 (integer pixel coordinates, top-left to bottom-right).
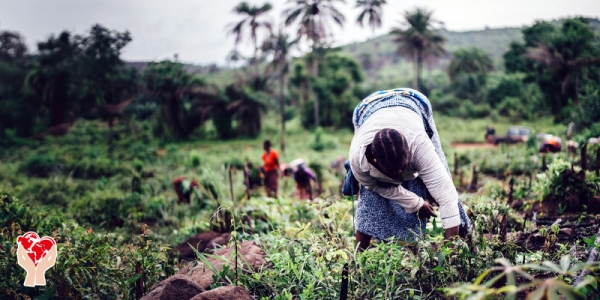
16, 243, 36, 287
34, 244, 57, 286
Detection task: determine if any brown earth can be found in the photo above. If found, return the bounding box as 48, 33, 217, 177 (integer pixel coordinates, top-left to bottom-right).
178, 241, 266, 290
140, 274, 205, 300
190, 286, 252, 300
451, 142, 497, 150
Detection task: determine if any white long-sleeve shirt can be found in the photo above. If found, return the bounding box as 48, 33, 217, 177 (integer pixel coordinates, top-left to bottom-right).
349, 106, 461, 229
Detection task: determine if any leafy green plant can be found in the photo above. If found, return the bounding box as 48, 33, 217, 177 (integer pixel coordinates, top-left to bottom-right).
309, 128, 338, 152
445, 256, 598, 300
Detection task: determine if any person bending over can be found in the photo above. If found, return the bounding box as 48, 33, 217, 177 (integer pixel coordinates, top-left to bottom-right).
347, 88, 472, 250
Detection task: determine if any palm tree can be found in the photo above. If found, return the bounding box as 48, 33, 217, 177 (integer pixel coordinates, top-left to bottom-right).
390, 8, 446, 91
227, 2, 273, 74
263, 28, 297, 153
447, 47, 494, 102
26, 32, 77, 127
356, 0, 386, 77
525, 43, 600, 106
356, 0, 386, 35
225, 75, 269, 138
142, 61, 211, 139
447, 48, 493, 80
282, 0, 345, 128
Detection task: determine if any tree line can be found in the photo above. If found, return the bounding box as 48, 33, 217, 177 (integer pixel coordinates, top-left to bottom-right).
1, 0, 599, 147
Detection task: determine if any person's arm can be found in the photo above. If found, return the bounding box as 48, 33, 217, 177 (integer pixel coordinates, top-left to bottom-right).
352, 168, 425, 214
412, 135, 461, 234
273, 151, 281, 176
306, 168, 317, 181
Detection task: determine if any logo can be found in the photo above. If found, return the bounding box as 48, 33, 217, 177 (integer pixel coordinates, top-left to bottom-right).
16, 231, 57, 287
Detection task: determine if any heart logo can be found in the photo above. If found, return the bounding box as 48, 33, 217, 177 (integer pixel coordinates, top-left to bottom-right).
17, 232, 56, 266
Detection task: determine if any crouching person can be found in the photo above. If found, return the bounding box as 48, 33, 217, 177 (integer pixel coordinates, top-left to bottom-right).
347, 88, 472, 251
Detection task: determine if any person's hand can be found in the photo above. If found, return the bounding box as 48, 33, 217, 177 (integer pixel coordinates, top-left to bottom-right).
418, 200, 437, 218
444, 225, 460, 240
16, 244, 36, 287
35, 244, 57, 286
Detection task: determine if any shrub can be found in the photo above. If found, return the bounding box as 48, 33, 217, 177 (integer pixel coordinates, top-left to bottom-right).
69, 191, 148, 228
0, 222, 175, 299
21, 153, 65, 177
70, 157, 128, 179
309, 128, 338, 152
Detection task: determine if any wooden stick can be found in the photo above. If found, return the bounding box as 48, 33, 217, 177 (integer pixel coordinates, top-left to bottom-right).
500, 214, 508, 242
243, 163, 250, 199
470, 165, 478, 187
581, 143, 588, 171
542, 154, 547, 172
340, 262, 349, 300
507, 177, 514, 204
229, 167, 235, 204
136, 262, 143, 299
454, 153, 458, 175
596, 147, 600, 176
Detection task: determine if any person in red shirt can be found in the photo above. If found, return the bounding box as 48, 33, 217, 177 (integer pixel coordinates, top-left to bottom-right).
540, 136, 562, 153
261, 140, 280, 197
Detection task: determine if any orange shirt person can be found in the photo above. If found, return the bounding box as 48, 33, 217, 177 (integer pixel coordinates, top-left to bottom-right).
261, 140, 280, 197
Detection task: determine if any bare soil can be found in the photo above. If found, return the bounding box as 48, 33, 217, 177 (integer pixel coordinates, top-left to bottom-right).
451, 142, 497, 150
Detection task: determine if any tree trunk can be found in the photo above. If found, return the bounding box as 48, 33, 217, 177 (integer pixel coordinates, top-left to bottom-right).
280, 72, 286, 154
50, 75, 69, 127
311, 45, 319, 128
254, 38, 259, 76
574, 72, 580, 106
412, 52, 419, 91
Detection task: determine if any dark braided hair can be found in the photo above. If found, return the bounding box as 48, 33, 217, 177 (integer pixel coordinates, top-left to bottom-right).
370, 128, 409, 177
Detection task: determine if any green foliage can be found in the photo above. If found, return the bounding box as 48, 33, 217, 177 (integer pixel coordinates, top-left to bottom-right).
536, 158, 600, 202
448, 47, 494, 102
445, 256, 598, 300
390, 7, 446, 90
0, 220, 175, 299
486, 73, 546, 121
504, 18, 600, 120
142, 60, 208, 139
21, 153, 65, 177
309, 128, 338, 152
301, 52, 364, 129
572, 82, 600, 136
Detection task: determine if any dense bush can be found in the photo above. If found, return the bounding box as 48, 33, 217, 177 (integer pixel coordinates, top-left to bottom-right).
0, 219, 175, 299
21, 153, 65, 177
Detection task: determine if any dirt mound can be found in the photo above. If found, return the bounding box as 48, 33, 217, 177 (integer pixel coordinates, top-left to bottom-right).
178, 241, 266, 289
190, 286, 252, 300
140, 274, 205, 300
175, 231, 232, 260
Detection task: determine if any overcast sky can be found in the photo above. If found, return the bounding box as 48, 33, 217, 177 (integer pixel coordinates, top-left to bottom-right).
1, 0, 598, 65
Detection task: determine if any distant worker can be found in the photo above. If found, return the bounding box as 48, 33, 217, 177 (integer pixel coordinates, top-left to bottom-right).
566, 122, 575, 141
566, 140, 579, 155
330, 156, 346, 176
290, 159, 317, 200
261, 140, 280, 197
244, 162, 263, 191
173, 176, 200, 204
540, 136, 562, 153
485, 126, 495, 143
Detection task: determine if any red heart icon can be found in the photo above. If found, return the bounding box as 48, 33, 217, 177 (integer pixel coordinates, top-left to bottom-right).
17, 232, 56, 266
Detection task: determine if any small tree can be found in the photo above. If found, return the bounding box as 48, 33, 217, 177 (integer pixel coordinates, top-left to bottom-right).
283, 0, 346, 128
447, 47, 494, 102
227, 2, 273, 75
390, 8, 446, 91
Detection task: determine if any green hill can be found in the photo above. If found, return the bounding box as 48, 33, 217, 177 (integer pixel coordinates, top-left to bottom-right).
340, 18, 600, 85
126, 18, 600, 87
